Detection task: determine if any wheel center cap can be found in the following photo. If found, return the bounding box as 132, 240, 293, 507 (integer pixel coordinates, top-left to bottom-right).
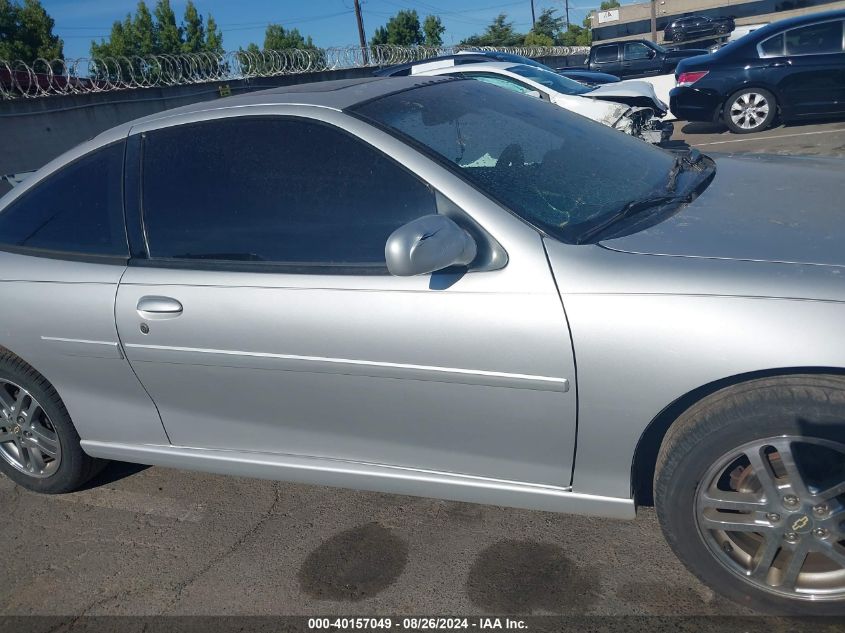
11, 424, 21, 436
787, 513, 813, 534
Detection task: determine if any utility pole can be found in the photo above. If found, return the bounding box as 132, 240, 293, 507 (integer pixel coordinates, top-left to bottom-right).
565, 0, 570, 30
530, 0, 536, 26
650, 0, 657, 42
353, 0, 368, 65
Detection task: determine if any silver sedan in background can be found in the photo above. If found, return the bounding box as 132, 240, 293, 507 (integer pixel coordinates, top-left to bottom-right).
0, 76, 843, 614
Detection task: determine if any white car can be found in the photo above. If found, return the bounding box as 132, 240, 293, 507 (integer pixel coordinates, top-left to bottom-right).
410, 60, 673, 144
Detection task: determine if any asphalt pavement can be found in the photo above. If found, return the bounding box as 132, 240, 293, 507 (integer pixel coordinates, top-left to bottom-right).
2, 117, 844, 624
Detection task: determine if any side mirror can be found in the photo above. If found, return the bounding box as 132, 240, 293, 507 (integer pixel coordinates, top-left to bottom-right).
648, 49, 657, 58
385, 214, 477, 277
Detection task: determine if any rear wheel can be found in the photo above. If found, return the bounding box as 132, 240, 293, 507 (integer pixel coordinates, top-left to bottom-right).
724, 88, 777, 133
655, 375, 845, 615
0, 352, 105, 493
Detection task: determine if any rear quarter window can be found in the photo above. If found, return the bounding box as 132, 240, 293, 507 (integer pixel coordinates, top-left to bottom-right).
0, 141, 127, 257
593, 45, 619, 63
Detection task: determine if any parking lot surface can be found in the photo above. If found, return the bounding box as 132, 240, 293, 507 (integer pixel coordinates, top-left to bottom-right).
1, 118, 844, 621
672, 117, 845, 157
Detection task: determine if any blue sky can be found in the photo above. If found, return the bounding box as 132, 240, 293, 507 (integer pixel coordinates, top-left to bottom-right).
43, 0, 598, 59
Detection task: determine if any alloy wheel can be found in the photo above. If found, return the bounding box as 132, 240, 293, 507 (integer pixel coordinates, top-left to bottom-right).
695, 435, 845, 601
0, 379, 61, 478
729, 92, 770, 130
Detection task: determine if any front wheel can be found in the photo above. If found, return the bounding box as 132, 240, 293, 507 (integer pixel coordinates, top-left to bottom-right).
724, 88, 777, 133
655, 375, 845, 615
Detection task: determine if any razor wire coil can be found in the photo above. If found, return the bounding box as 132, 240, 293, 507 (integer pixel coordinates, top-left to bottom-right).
0, 45, 589, 100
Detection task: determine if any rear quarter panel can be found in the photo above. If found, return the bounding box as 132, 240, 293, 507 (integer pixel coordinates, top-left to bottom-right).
0, 252, 168, 446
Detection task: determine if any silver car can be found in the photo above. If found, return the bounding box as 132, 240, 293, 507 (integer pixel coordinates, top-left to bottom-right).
0, 76, 843, 614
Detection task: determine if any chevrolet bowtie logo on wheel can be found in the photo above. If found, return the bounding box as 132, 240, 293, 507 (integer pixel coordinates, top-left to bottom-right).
792, 516, 810, 532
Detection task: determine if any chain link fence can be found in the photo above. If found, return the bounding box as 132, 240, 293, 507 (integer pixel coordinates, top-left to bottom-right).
0, 44, 589, 100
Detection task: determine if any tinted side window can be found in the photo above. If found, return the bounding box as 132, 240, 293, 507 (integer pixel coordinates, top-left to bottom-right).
623, 43, 652, 60
785, 21, 844, 55
141, 118, 436, 266
0, 142, 127, 256
759, 33, 784, 57
593, 45, 618, 63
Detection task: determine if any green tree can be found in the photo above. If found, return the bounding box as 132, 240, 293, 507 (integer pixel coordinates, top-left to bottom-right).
0, 0, 63, 61
369, 9, 424, 46
241, 23, 322, 75
89, 0, 225, 81
153, 0, 181, 54
461, 14, 524, 47
370, 26, 388, 46
132, 1, 155, 56
205, 13, 223, 53
558, 24, 591, 47
600, 0, 620, 9
262, 23, 316, 50
422, 14, 444, 46
92, 1, 222, 58
524, 32, 554, 46
530, 8, 564, 42
90, 13, 133, 58
182, 0, 204, 53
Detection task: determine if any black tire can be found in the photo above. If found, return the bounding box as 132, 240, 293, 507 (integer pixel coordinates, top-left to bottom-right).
0, 351, 106, 493
723, 87, 777, 134
655, 375, 845, 615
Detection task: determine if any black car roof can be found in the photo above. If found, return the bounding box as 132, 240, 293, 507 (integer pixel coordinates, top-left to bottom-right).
743, 9, 845, 41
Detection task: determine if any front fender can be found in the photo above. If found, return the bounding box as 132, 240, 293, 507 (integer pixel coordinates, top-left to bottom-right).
543, 239, 845, 500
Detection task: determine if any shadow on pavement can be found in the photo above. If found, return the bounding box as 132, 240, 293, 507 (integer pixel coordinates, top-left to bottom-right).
680, 121, 728, 135
79, 460, 150, 490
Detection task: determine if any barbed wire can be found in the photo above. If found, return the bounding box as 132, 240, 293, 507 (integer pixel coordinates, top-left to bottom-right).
0, 44, 589, 100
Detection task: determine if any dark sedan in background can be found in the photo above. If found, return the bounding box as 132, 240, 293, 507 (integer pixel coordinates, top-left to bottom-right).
670, 10, 845, 133
664, 15, 736, 42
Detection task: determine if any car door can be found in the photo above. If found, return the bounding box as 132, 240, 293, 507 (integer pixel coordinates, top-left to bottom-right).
700, 17, 717, 37
776, 19, 845, 116
622, 42, 659, 78
688, 16, 710, 38
114, 109, 578, 488
591, 44, 622, 75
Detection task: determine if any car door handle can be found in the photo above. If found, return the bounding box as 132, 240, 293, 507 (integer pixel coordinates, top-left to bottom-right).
136, 296, 183, 319
767, 61, 790, 68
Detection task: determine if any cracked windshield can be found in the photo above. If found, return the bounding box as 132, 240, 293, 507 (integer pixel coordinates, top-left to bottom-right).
356, 80, 675, 242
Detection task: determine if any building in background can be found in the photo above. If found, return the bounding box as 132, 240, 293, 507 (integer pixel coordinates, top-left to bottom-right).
589, 0, 845, 43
